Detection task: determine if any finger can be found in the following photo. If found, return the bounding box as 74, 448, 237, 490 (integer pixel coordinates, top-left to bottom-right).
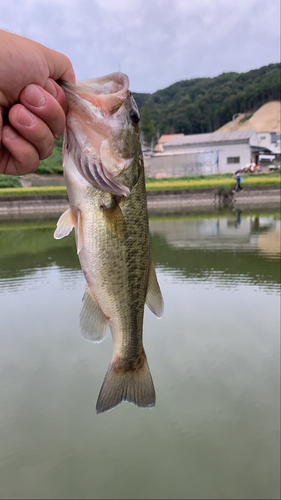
1, 125, 40, 175
8, 104, 54, 160
43, 79, 68, 114
19, 83, 66, 139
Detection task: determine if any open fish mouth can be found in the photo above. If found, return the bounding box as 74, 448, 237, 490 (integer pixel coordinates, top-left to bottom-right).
60, 72, 130, 115
61, 73, 134, 197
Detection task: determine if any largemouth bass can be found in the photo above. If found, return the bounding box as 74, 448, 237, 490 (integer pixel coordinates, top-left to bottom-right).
54, 73, 164, 414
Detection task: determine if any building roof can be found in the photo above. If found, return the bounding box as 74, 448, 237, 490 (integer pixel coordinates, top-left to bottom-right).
155, 134, 184, 151
158, 133, 184, 144
164, 130, 257, 148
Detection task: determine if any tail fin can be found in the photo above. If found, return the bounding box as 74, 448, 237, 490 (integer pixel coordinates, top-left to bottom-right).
96, 353, 155, 414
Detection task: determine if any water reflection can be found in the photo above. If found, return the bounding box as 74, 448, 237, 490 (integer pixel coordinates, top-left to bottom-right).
0, 212, 280, 500
150, 213, 280, 252
0, 213, 280, 292
149, 213, 280, 293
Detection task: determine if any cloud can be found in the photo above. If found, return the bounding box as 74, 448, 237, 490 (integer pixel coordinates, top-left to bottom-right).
0, 0, 280, 92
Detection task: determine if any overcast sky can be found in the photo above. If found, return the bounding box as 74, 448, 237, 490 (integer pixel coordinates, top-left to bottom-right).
0, 0, 280, 93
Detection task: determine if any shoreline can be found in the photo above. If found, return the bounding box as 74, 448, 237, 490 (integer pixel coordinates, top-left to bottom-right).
0, 185, 279, 218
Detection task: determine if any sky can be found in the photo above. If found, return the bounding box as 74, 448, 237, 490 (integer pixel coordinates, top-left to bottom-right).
0, 0, 280, 93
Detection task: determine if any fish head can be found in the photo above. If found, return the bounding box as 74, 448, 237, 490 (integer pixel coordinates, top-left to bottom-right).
61, 73, 142, 197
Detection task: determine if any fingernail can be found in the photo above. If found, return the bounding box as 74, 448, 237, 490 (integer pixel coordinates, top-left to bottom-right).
17, 107, 36, 127
44, 79, 58, 98
24, 84, 46, 108
4, 127, 18, 140
54, 133, 61, 140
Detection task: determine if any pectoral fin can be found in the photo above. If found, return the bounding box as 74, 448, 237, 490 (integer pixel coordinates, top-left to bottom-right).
54, 207, 76, 239
80, 285, 108, 343
54, 208, 84, 255
146, 258, 164, 318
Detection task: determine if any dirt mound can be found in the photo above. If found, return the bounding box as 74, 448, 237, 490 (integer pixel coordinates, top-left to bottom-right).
216, 101, 281, 133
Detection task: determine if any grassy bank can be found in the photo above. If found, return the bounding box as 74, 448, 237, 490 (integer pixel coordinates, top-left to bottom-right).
0, 186, 67, 197
145, 173, 281, 191
0, 173, 279, 197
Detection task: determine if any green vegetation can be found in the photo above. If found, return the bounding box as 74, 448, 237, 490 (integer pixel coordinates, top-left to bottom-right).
145, 173, 233, 183
0, 174, 279, 197
36, 137, 64, 175
0, 186, 67, 197
0, 174, 21, 188
140, 103, 156, 145
145, 174, 281, 191
239, 113, 253, 123
133, 63, 281, 143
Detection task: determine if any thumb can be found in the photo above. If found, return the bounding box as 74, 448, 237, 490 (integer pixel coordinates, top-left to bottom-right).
41, 45, 76, 85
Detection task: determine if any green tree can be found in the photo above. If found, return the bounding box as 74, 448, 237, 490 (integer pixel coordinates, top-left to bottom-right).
133, 63, 281, 136
140, 103, 156, 145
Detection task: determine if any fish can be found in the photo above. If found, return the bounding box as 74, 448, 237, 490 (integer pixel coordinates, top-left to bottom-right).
54, 72, 164, 414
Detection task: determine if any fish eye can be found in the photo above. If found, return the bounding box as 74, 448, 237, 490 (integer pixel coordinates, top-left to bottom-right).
130, 108, 140, 124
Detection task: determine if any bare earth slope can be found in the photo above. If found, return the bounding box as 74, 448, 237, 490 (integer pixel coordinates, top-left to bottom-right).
216, 101, 281, 133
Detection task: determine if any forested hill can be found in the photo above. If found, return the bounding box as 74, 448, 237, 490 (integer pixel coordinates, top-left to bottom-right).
132, 63, 281, 143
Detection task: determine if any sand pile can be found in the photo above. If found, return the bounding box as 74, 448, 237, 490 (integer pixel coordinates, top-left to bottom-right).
216, 101, 281, 133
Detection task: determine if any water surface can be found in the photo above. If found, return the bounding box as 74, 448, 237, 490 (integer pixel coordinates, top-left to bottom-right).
0, 212, 280, 499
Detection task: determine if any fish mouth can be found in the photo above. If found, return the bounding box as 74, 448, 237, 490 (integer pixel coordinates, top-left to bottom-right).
61, 73, 134, 197
60, 72, 130, 115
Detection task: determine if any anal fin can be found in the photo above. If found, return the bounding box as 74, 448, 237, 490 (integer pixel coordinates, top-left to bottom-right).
146, 257, 164, 318
80, 285, 108, 343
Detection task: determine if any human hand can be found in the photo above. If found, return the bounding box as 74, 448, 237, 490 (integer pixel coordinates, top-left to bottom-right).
0, 30, 76, 175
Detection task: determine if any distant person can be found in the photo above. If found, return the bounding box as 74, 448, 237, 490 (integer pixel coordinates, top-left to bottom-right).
233, 171, 243, 193
233, 208, 242, 227
0, 29, 75, 176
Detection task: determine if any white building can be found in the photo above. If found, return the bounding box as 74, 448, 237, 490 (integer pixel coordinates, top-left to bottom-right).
257, 132, 281, 157
162, 130, 262, 174
257, 132, 272, 150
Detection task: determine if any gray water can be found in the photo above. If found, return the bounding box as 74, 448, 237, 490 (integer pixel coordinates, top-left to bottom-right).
0, 212, 280, 500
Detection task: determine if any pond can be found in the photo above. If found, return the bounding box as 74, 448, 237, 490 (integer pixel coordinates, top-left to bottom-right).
0, 211, 280, 499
